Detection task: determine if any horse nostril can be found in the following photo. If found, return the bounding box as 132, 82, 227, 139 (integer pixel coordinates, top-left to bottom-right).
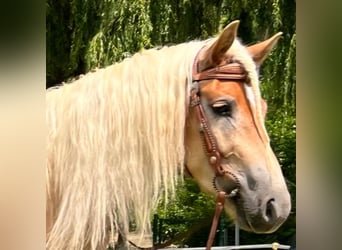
265, 198, 276, 222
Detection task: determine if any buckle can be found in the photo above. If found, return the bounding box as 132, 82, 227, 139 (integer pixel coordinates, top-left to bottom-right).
190, 98, 200, 107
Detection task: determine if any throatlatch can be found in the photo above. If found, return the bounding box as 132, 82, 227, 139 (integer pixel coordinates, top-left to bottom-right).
190, 46, 247, 250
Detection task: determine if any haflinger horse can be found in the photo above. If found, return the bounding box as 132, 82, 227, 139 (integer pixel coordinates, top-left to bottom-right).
46, 20, 291, 249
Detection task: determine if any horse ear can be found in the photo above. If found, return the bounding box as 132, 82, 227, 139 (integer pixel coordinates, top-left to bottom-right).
200, 20, 240, 70
247, 32, 283, 65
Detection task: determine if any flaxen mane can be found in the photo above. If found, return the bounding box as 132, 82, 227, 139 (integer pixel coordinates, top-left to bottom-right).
46, 38, 263, 249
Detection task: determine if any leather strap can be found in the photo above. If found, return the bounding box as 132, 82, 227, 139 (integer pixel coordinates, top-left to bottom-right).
206, 191, 226, 250
193, 63, 246, 82
190, 46, 246, 250
190, 89, 225, 176
192, 46, 246, 82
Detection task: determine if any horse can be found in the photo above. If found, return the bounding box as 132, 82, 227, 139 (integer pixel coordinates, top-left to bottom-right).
46, 20, 291, 249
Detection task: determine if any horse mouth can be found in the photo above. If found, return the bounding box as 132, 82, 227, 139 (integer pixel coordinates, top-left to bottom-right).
215, 164, 289, 234
213, 168, 241, 195
213, 173, 256, 231
224, 191, 287, 234
212, 167, 286, 233
223, 193, 259, 233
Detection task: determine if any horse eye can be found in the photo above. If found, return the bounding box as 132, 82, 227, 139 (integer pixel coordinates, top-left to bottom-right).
211, 101, 232, 116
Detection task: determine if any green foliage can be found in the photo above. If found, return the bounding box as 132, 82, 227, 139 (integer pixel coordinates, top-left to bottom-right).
46, 0, 153, 86
149, 0, 222, 45
154, 179, 215, 245
83, 0, 153, 69
266, 109, 296, 218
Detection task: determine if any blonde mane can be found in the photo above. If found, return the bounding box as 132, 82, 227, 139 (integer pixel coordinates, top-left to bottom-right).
46, 37, 264, 249
46, 41, 204, 249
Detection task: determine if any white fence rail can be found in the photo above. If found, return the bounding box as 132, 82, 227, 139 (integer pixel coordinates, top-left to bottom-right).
163, 242, 290, 250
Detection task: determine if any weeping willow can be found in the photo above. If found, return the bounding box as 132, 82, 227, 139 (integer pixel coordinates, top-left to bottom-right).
47, 0, 295, 114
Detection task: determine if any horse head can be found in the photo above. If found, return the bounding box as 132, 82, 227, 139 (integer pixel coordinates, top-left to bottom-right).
185, 21, 291, 233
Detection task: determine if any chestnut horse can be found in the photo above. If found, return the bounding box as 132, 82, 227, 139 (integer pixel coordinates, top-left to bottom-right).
46, 20, 291, 249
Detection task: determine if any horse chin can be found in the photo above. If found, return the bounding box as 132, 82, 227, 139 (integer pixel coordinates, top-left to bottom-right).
224, 201, 257, 233
224, 197, 249, 229
236, 212, 283, 234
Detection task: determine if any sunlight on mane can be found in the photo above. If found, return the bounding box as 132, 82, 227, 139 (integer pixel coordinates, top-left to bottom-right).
46, 41, 203, 249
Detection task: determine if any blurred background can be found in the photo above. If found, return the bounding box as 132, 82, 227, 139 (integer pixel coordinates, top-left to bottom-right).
5, 0, 342, 249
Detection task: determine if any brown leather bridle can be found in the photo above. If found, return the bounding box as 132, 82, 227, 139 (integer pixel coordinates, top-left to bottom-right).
190, 47, 248, 250
127, 48, 250, 250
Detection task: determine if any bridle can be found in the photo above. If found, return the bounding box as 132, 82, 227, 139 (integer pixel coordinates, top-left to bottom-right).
127, 47, 250, 250
190, 46, 248, 250
190, 46, 247, 189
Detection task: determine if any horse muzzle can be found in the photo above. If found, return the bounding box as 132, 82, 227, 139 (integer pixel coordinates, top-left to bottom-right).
232, 184, 291, 233
215, 166, 291, 234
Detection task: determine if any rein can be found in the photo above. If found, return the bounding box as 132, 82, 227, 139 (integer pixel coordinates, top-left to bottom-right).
191, 47, 247, 250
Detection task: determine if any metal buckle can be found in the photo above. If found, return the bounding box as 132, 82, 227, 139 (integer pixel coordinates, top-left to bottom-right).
190, 98, 200, 107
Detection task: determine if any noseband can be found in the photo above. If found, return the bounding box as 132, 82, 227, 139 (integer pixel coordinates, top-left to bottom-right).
190, 47, 247, 250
